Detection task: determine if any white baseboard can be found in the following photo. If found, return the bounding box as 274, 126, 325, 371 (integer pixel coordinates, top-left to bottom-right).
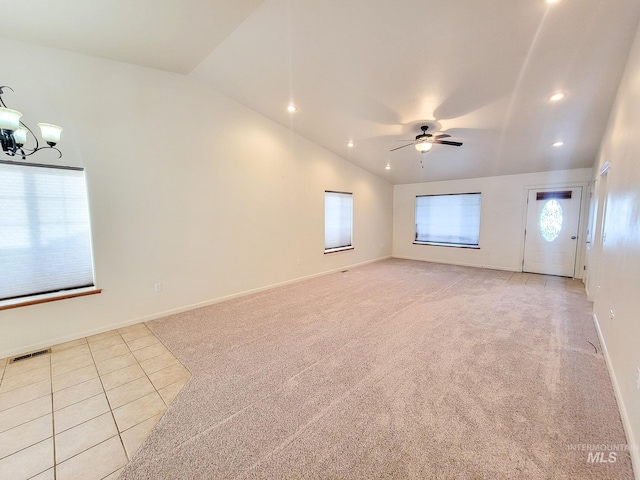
130, 255, 392, 325
391, 255, 518, 272
0, 320, 148, 360
592, 312, 639, 479
0, 256, 392, 360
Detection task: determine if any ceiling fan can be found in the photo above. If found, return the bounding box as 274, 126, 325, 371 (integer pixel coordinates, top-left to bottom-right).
390, 125, 462, 153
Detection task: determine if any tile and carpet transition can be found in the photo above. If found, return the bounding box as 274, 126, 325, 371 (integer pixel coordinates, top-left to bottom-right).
0, 323, 190, 479
0, 259, 632, 479
112, 259, 633, 479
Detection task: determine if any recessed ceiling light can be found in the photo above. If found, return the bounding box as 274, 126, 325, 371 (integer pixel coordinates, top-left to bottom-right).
385, 164, 391, 170
553, 141, 564, 147
347, 141, 354, 147
546, 0, 559, 4
549, 92, 565, 102
287, 104, 297, 112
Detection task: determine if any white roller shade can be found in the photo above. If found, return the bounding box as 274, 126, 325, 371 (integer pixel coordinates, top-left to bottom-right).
0, 161, 95, 301
324, 191, 353, 251
415, 193, 481, 246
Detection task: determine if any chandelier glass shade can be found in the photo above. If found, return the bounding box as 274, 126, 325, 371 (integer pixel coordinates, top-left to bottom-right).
0, 86, 63, 160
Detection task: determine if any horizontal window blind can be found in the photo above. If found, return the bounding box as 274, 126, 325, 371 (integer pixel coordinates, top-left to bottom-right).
0, 161, 95, 301
324, 191, 353, 251
415, 193, 481, 246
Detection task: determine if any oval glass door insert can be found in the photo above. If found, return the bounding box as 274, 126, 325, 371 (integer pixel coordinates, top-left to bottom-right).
539, 199, 563, 241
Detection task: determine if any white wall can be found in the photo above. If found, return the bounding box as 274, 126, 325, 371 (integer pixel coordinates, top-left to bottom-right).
0, 39, 393, 358
393, 169, 593, 272
591, 18, 640, 476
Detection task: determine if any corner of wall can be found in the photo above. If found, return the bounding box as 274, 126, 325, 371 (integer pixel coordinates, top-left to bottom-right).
592, 312, 640, 479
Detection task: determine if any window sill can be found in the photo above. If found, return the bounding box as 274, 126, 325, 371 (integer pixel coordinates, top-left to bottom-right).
324, 246, 354, 254
413, 242, 480, 249
0, 287, 102, 311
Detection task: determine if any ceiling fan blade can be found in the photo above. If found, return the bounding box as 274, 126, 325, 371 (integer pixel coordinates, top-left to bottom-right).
435, 134, 451, 139
395, 139, 416, 141
434, 140, 463, 146
390, 143, 415, 152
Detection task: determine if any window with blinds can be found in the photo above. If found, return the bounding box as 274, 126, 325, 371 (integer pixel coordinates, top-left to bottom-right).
324, 191, 353, 253
0, 161, 96, 303
414, 193, 481, 247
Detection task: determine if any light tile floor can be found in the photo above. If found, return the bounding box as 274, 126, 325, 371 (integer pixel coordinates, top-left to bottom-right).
0, 323, 190, 480
507, 272, 585, 292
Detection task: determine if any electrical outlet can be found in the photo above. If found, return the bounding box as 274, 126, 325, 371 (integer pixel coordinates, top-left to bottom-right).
154, 283, 162, 293
609, 309, 615, 321
296, 258, 301, 265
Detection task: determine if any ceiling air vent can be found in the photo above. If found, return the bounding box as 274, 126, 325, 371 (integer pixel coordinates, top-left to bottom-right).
9, 348, 51, 364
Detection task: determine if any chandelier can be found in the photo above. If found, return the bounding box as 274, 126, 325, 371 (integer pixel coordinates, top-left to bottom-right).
0, 86, 63, 160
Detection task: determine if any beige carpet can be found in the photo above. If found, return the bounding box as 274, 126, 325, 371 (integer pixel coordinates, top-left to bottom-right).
120, 259, 632, 479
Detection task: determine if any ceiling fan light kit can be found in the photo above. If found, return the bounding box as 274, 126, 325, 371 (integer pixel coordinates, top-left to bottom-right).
390, 125, 463, 154
415, 141, 433, 153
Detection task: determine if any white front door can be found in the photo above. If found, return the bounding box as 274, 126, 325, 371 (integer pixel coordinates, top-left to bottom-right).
523, 187, 582, 277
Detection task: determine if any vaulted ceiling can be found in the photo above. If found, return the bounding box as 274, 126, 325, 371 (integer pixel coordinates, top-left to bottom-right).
3, 0, 640, 184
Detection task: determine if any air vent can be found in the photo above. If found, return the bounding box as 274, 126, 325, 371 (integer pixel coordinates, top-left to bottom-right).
9, 348, 51, 364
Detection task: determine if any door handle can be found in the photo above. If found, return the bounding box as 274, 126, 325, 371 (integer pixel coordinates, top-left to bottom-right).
571, 236, 577, 240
